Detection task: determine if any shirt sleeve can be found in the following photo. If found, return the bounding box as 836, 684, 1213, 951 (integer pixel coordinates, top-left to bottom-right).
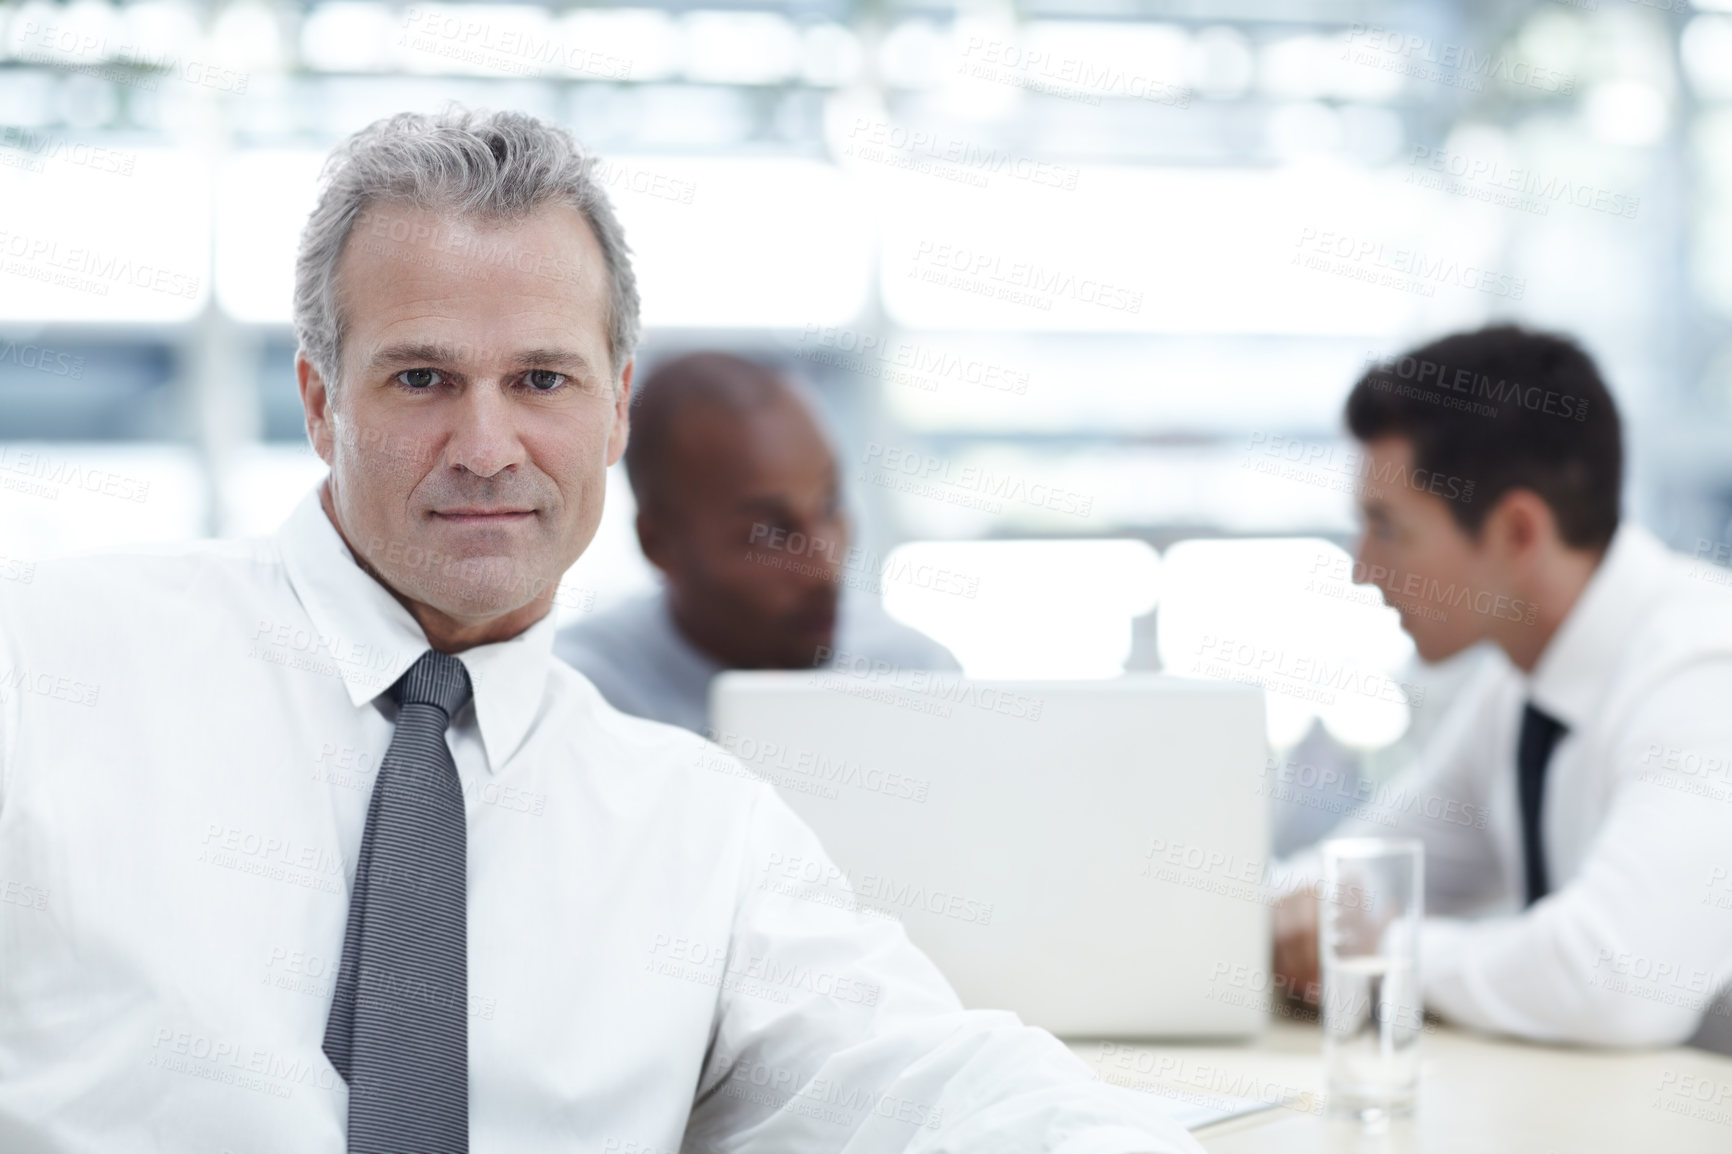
1273, 663, 1505, 915
1417, 660, 1732, 1047
680, 784, 1204, 1154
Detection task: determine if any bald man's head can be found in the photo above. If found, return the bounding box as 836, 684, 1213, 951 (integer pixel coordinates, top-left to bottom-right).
626, 353, 847, 669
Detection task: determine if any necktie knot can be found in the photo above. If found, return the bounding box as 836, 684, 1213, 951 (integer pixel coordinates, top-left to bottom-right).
390, 650, 473, 720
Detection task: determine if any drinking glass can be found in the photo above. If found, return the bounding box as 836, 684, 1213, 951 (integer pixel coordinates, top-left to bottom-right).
1320, 837, 1424, 1122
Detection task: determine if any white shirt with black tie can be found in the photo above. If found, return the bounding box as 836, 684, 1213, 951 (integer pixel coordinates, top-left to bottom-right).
1279, 523, 1732, 1047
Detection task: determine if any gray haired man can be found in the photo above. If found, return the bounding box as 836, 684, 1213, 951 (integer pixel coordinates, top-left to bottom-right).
0, 108, 1198, 1152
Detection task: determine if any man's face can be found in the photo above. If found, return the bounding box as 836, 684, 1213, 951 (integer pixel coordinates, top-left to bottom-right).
652, 396, 845, 668
1353, 436, 1496, 663
299, 201, 630, 628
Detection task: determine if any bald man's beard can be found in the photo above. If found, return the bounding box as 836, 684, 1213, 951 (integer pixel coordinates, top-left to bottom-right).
772, 586, 840, 670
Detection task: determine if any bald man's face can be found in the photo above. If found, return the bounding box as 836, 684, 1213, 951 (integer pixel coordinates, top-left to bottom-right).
640, 394, 845, 669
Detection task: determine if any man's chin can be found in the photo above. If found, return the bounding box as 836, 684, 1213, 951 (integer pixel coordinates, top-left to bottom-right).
1409, 627, 1476, 666
390, 558, 545, 620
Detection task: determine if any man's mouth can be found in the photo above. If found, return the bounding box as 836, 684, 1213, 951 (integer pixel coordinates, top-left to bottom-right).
431, 508, 535, 524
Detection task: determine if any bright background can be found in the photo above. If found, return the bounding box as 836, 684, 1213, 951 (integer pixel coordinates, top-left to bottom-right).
4, 0, 1731, 849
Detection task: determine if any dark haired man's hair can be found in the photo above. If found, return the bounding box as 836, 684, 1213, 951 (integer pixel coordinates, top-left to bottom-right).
1345, 325, 1622, 552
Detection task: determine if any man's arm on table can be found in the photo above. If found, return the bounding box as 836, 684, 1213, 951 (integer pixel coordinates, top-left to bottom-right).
1414, 662, 1732, 1046
1272, 668, 1505, 997
680, 783, 1203, 1154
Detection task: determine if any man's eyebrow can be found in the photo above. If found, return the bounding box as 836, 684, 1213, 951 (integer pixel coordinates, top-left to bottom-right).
365, 342, 464, 371
517, 348, 600, 378
363, 343, 600, 378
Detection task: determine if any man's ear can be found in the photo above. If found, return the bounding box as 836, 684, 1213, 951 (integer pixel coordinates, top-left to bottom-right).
298, 352, 336, 466
1483, 488, 1554, 562
606, 358, 634, 468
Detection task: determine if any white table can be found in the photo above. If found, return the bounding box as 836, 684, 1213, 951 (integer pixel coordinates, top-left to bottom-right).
1066, 1015, 1732, 1152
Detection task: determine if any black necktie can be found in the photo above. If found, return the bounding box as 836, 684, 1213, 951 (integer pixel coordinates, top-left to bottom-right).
1517, 702, 1567, 907
324, 650, 473, 1153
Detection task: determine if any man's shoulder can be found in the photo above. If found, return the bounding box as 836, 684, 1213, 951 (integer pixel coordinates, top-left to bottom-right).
1, 537, 282, 622
835, 597, 959, 671
553, 591, 668, 664
544, 657, 769, 799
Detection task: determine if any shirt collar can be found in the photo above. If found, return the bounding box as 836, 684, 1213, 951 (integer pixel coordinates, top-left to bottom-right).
1526, 521, 1670, 731
274, 484, 556, 774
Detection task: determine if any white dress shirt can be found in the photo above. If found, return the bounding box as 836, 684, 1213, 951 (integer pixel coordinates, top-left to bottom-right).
1280, 523, 1732, 1046
555, 591, 958, 735
0, 486, 1197, 1153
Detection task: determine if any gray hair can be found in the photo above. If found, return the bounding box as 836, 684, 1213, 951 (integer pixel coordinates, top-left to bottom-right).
293, 106, 641, 392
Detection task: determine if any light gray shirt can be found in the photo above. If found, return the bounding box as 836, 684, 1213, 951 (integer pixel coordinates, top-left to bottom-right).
555, 590, 959, 734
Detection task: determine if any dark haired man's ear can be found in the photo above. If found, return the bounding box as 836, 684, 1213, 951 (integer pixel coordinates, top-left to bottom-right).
1486, 489, 1556, 561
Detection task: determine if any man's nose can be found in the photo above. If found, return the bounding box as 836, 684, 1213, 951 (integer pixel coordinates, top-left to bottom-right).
444, 383, 527, 478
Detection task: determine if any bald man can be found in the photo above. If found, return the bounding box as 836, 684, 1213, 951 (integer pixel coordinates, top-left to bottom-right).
555, 352, 956, 733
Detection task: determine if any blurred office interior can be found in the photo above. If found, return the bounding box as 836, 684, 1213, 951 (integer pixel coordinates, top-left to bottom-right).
3, 0, 1729, 844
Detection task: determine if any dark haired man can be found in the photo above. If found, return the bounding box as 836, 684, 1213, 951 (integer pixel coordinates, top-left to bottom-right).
1272, 325, 1732, 1047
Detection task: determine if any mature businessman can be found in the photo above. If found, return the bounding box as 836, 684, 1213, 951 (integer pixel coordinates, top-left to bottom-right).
0, 108, 1196, 1152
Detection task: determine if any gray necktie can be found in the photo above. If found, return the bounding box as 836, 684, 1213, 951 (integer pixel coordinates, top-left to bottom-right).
323, 649, 473, 1153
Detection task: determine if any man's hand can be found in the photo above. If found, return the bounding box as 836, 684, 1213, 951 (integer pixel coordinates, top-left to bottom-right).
1272, 888, 1322, 1007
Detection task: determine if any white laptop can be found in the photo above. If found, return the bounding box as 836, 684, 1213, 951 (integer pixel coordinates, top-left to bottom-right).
709, 672, 1270, 1039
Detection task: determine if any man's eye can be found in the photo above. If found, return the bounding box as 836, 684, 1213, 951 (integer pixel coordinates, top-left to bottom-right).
396, 368, 442, 389
526, 370, 567, 391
